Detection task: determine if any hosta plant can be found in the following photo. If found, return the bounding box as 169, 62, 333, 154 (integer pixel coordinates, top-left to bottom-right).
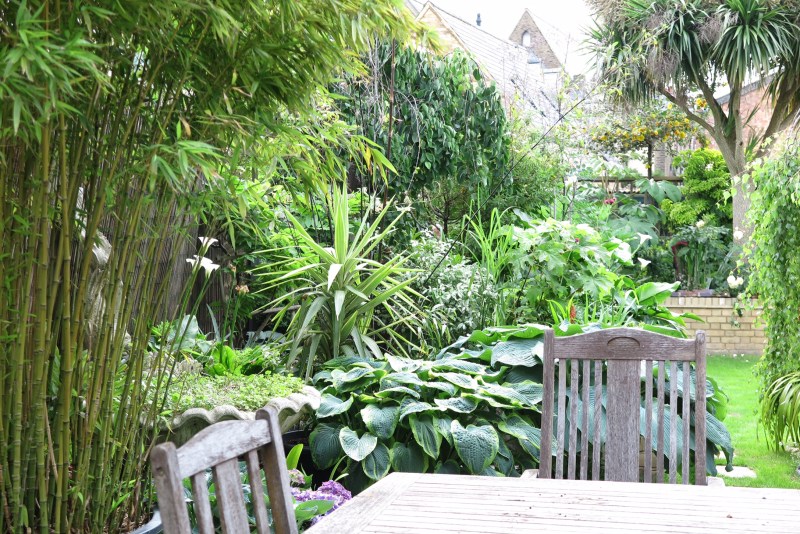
310, 324, 734, 493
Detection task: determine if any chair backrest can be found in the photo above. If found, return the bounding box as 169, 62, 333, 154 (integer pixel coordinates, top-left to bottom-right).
151, 406, 297, 534
539, 327, 707, 485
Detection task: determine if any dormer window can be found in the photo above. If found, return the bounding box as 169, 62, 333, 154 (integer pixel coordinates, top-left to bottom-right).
522, 31, 531, 47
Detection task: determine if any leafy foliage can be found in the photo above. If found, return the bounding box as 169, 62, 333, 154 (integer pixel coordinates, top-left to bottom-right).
335, 43, 509, 233
662, 149, 732, 229
164, 374, 304, 413
0, 0, 422, 529
309, 324, 733, 494
760, 372, 800, 450
748, 134, 800, 388
258, 185, 422, 380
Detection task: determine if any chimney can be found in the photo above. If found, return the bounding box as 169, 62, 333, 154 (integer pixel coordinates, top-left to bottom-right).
476, 13, 481, 26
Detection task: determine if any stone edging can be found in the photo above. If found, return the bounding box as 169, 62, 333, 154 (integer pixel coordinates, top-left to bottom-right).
167, 385, 321, 435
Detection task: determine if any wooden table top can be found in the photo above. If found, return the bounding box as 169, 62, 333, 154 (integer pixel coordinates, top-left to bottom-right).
305, 472, 800, 533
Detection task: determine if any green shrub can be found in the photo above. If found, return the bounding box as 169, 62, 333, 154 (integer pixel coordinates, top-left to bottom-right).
749, 134, 800, 386
662, 149, 732, 229
309, 324, 733, 494
165, 373, 304, 413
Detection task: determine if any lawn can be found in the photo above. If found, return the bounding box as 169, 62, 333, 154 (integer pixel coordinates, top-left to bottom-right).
708, 355, 800, 488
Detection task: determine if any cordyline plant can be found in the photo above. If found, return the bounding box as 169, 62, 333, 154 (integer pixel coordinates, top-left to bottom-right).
0, 0, 421, 531
258, 184, 423, 382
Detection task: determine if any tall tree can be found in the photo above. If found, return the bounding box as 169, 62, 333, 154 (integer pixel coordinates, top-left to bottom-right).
588, 0, 800, 238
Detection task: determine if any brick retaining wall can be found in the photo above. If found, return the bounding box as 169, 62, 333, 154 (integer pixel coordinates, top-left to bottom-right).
664, 296, 765, 355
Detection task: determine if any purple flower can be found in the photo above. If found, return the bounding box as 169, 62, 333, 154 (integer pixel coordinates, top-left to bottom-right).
288, 469, 306, 487
291, 480, 352, 525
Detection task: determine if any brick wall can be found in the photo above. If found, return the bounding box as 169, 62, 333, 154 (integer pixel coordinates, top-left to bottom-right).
665, 296, 765, 355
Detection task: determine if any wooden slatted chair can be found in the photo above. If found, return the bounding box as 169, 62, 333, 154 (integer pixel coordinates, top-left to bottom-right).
538, 327, 708, 485
151, 406, 297, 534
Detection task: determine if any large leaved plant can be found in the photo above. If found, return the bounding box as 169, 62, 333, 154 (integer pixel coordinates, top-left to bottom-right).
259, 185, 422, 380
310, 324, 734, 493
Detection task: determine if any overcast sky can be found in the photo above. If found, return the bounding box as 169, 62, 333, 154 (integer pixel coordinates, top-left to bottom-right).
419, 0, 598, 74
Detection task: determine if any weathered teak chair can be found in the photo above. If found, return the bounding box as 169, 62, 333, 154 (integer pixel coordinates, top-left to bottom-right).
538, 327, 708, 485
151, 406, 298, 534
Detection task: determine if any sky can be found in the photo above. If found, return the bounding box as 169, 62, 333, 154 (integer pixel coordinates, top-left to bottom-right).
415, 0, 598, 74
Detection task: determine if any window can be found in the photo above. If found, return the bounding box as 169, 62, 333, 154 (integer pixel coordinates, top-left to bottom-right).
522, 30, 531, 47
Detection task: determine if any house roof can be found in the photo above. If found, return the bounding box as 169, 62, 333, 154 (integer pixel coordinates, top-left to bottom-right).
411, 1, 563, 121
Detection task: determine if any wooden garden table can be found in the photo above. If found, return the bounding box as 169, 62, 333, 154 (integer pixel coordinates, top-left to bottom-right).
305, 472, 800, 533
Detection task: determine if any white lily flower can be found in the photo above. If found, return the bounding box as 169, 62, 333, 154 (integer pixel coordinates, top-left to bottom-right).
186, 255, 219, 277
638, 258, 651, 269
637, 233, 653, 245
198, 236, 218, 248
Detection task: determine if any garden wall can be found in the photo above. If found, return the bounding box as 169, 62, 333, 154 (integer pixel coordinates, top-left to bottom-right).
665, 296, 765, 355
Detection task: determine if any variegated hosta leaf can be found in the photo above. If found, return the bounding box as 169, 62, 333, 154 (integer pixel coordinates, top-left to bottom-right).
362, 442, 391, 480
433, 372, 478, 390
317, 393, 354, 418
434, 396, 478, 414
399, 398, 435, 420
375, 385, 420, 399
431, 359, 488, 375
451, 420, 499, 474
498, 415, 542, 460
331, 366, 376, 391
423, 381, 458, 396
381, 372, 424, 389
386, 354, 422, 373
410, 413, 442, 459
339, 427, 378, 461
480, 383, 531, 406
361, 404, 400, 440
490, 338, 543, 368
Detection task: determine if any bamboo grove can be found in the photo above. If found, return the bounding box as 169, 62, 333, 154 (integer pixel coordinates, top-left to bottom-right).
0, 1, 417, 530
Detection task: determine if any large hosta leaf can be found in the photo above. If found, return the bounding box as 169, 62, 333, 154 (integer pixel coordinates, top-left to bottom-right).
498, 415, 542, 461
375, 386, 420, 399
480, 383, 532, 406
361, 404, 400, 440
490, 337, 543, 367
505, 381, 544, 406
310, 423, 343, 469
332, 366, 378, 392
399, 399, 436, 420
386, 354, 422, 373
432, 359, 488, 375
434, 372, 478, 390
410, 413, 442, 459
362, 442, 391, 481
339, 427, 378, 461
390, 442, 428, 473
317, 394, 353, 418
451, 420, 499, 474
381, 372, 425, 389
434, 397, 477, 414
423, 381, 458, 396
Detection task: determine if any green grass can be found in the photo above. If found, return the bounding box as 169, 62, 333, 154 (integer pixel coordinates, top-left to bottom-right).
708, 355, 800, 488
